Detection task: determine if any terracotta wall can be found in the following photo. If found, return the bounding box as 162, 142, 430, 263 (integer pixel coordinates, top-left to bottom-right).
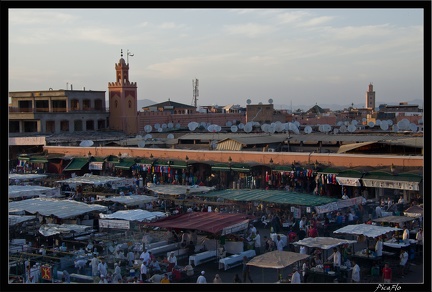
43, 146, 423, 168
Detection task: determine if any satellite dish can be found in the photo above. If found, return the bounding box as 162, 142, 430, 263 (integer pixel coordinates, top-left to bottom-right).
144, 134, 152, 140
244, 124, 253, 133
175, 123, 181, 129
397, 119, 410, 130
154, 123, 160, 130
261, 123, 270, 133
392, 125, 399, 132
344, 121, 349, 126
333, 128, 339, 134
167, 122, 173, 129
337, 121, 343, 126
188, 122, 198, 131
375, 119, 381, 126
226, 121, 232, 127
351, 120, 358, 126
161, 123, 167, 129
144, 125, 152, 133
138, 141, 146, 148
387, 119, 393, 126
294, 121, 300, 128
135, 135, 142, 139
409, 123, 418, 132
347, 125, 356, 132
368, 121, 375, 128
258, 102, 263, 105
158, 128, 163, 132
238, 123, 245, 129
79, 140, 94, 147
268, 124, 276, 134
380, 121, 389, 131
268, 98, 273, 104
167, 134, 174, 139
231, 125, 238, 132
339, 125, 347, 133
246, 99, 251, 105
304, 126, 312, 134
362, 118, 367, 123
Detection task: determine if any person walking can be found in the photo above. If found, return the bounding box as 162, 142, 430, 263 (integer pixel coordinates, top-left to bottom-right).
254, 230, 261, 255
416, 228, 423, 255
213, 274, 223, 283
327, 247, 341, 272
351, 260, 361, 283
382, 263, 392, 283
197, 271, 207, 283
375, 236, 383, 257
291, 267, 301, 283
242, 256, 253, 283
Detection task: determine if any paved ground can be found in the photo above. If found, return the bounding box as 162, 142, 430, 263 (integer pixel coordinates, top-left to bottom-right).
176, 224, 424, 285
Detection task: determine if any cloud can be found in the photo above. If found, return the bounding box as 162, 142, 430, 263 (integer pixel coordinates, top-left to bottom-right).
9, 9, 77, 25
299, 16, 334, 27
159, 22, 186, 29
276, 11, 311, 24
224, 23, 275, 38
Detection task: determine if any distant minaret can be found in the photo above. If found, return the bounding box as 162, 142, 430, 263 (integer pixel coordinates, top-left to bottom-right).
108, 49, 138, 135
365, 82, 375, 110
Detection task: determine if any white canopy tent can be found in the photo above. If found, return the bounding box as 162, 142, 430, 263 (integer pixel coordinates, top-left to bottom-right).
39, 223, 94, 237
9, 185, 61, 199
292, 237, 357, 250
99, 209, 167, 222
56, 174, 135, 189
101, 195, 157, 207
9, 173, 48, 182
147, 184, 215, 196
9, 215, 37, 226
9, 198, 108, 219
333, 224, 402, 238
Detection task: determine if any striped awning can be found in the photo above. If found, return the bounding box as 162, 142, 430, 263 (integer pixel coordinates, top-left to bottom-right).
194, 189, 337, 206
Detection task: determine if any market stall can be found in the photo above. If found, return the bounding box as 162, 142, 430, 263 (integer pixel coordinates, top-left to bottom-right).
246, 250, 309, 283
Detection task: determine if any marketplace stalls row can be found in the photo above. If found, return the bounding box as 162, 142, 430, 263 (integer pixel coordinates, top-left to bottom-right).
9, 185, 62, 201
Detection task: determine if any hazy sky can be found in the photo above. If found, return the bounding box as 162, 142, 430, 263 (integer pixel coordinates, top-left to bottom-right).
8, 8, 424, 109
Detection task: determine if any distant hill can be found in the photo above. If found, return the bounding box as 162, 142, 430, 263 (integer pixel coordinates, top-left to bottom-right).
137, 99, 157, 109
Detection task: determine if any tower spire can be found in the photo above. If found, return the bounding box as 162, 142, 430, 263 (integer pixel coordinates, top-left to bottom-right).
121, 49, 123, 58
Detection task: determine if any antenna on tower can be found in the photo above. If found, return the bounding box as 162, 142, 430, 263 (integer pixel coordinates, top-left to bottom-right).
127, 49, 134, 64
192, 78, 199, 108
121, 49, 123, 58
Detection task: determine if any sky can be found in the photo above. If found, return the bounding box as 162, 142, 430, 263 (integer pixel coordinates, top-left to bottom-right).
8, 7, 425, 110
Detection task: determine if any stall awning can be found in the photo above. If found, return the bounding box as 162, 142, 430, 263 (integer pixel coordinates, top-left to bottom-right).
145, 212, 251, 235
168, 159, 188, 169
361, 172, 422, 191
89, 162, 104, 170
63, 158, 89, 171
114, 159, 136, 169
336, 170, 363, 187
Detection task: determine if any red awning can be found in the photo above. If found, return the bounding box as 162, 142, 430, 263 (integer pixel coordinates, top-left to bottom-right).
145, 212, 252, 235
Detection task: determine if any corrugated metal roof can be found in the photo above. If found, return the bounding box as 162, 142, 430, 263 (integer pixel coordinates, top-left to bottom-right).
380, 137, 423, 148
337, 141, 377, 154
194, 189, 338, 206
9, 198, 108, 219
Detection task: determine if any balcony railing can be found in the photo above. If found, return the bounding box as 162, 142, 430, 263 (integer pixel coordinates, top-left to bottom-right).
9, 107, 108, 113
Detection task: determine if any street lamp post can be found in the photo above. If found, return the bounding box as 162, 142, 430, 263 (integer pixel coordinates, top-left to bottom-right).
228, 156, 232, 189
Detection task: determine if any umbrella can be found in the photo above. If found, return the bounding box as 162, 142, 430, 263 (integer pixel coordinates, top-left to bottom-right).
247, 250, 309, 269
246, 250, 309, 282
404, 205, 423, 217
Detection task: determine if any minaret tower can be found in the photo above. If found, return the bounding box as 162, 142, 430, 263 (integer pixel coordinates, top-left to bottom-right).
365, 82, 375, 111
108, 49, 138, 135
